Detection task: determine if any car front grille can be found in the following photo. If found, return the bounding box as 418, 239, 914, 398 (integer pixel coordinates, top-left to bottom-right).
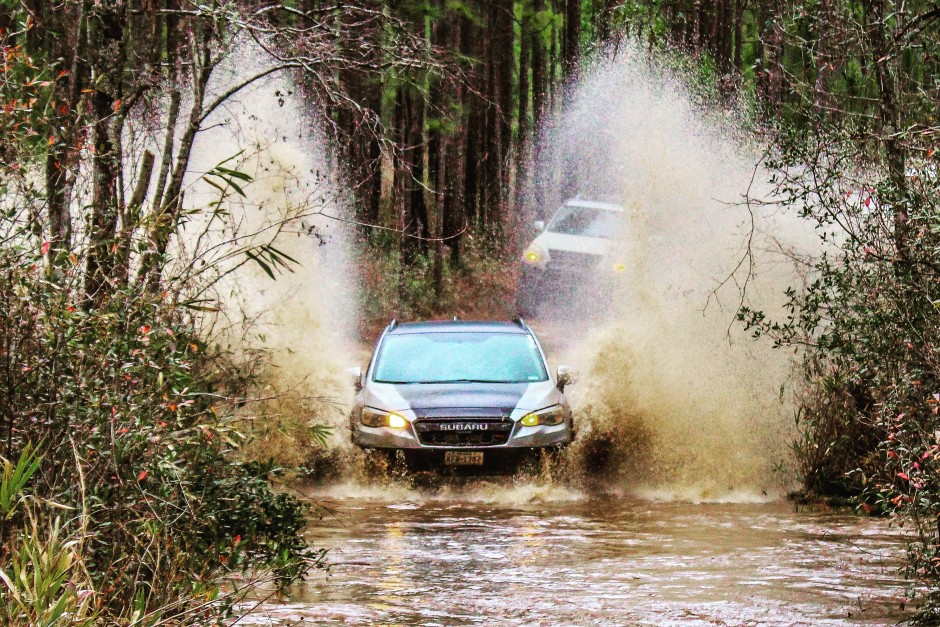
549, 250, 600, 270
414, 418, 514, 447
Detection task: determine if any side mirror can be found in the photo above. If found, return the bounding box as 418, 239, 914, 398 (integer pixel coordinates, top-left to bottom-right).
556, 365, 576, 392
347, 366, 363, 392
533, 220, 545, 232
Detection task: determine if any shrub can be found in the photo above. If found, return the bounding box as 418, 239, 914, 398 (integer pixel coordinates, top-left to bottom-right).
0, 246, 324, 624
742, 130, 940, 616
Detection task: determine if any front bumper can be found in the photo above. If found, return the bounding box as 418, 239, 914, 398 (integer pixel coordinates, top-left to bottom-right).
352, 419, 572, 450
521, 261, 625, 286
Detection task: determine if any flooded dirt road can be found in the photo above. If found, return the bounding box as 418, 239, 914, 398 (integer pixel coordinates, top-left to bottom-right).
241, 489, 911, 626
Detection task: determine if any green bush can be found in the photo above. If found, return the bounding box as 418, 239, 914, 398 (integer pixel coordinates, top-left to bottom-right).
0, 247, 323, 624
742, 130, 940, 616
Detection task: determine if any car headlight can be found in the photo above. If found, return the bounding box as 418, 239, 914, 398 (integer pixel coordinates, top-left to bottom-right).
361, 408, 409, 429
612, 263, 626, 272
523, 245, 546, 265
520, 406, 566, 427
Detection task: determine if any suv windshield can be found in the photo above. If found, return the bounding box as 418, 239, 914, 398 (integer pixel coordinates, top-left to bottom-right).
373, 332, 549, 384
548, 204, 623, 238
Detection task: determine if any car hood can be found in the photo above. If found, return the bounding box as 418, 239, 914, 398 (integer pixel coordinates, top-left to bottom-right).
361, 380, 562, 415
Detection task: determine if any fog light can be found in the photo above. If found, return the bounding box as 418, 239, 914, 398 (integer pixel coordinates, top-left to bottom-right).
525, 251, 540, 263
613, 263, 626, 272
387, 412, 408, 429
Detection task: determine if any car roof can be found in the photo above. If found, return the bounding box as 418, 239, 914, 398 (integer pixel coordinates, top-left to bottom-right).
564, 198, 624, 212
387, 320, 530, 335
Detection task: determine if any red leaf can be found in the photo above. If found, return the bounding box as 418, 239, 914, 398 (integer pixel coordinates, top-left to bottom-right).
137, 470, 147, 481
898, 472, 911, 481
41, 241, 50, 255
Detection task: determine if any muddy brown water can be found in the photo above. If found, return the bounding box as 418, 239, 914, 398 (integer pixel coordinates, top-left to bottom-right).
238, 486, 912, 626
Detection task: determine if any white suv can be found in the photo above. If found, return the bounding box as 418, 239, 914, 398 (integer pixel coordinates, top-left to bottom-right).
517, 198, 627, 316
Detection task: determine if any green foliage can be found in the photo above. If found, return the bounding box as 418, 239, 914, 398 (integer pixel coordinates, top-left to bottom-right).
741, 117, 940, 615
0, 32, 57, 174
0, 247, 321, 624
0, 443, 41, 520
0, 515, 95, 627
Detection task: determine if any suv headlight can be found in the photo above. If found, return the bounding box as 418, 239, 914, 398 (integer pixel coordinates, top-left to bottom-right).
520, 406, 566, 427
361, 408, 409, 429
523, 244, 547, 265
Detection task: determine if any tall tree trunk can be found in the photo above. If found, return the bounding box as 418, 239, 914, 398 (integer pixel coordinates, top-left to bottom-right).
864, 0, 908, 258
814, 0, 832, 112
733, 0, 744, 73
141, 26, 214, 291
85, 3, 125, 304
563, 0, 582, 85
429, 4, 447, 297
532, 0, 547, 135
516, 5, 531, 214
395, 84, 428, 271
549, 1, 558, 112
25, 0, 89, 266
337, 3, 382, 229
596, 0, 617, 45
492, 0, 513, 233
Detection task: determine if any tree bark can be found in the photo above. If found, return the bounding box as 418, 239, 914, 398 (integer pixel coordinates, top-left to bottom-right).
864, 0, 909, 258
85, 3, 126, 304
516, 5, 531, 214
563, 0, 582, 85
814, 0, 832, 112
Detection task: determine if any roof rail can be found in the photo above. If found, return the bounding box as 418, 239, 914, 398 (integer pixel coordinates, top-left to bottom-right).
512, 317, 528, 329
388, 318, 398, 329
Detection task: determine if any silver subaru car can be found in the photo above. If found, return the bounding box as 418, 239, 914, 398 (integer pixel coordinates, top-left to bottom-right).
348, 319, 575, 471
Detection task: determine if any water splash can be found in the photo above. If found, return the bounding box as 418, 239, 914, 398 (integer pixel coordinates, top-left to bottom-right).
162, 45, 359, 464
528, 44, 819, 500
160, 42, 820, 502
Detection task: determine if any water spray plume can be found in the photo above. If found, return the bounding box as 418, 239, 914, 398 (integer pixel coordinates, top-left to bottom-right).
169, 47, 358, 466
531, 44, 819, 501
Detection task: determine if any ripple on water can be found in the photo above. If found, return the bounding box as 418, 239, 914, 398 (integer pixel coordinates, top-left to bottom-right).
237, 492, 912, 626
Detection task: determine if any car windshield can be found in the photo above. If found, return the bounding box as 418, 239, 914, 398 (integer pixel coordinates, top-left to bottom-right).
373, 332, 549, 384
547, 204, 623, 238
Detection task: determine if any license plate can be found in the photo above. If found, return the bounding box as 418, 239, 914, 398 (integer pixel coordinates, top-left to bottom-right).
444, 451, 484, 465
